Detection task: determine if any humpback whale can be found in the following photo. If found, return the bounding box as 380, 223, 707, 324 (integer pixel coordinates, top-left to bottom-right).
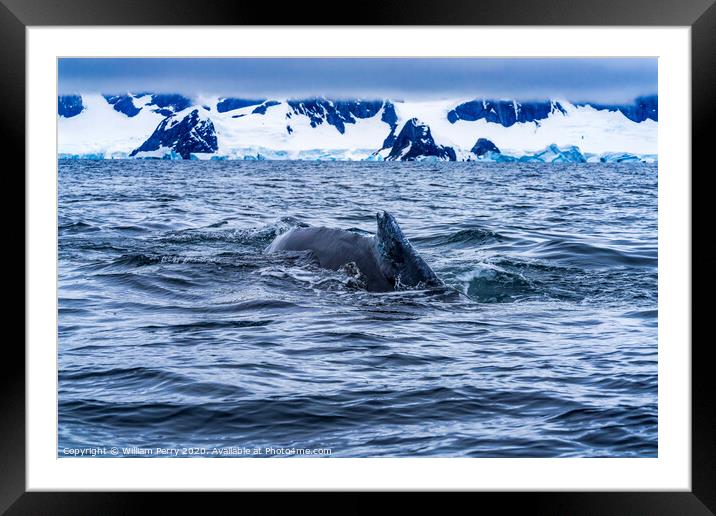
266, 211, 442, 292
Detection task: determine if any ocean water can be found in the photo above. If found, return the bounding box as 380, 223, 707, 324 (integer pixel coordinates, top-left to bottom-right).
58, 160, 658, 458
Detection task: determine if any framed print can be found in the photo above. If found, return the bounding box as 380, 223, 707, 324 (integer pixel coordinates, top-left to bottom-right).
8, 0, 714, 512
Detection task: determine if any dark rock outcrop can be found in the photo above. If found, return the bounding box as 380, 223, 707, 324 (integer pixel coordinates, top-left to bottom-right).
386, 118, 456, 161
576, 95, 657, 122
471, 138, 500, 157
287, 98, 395, 136
103, 93, 193, 117
448, 100, 565, 127
216, 98, 265, 113
145, 93, 193, 116
58, 95, 84, 118
103, 94, 141, 117
379, 101, 399, 149
130, 109, 218, 159
252, 100, 281, 115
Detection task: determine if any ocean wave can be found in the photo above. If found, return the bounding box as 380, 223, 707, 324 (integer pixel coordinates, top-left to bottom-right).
101, 252, 262, 271
59, 366, 250, 401
58, 384, 655, 456
421, 228, 504, 247
58, 160, 658, 458
58, 220, 102, 235
526, 238, 657, 268
459, 263, 536, 303
158, 216, 308, 246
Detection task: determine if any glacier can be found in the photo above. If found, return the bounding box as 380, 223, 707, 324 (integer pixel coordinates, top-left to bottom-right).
58, 93, 658, 162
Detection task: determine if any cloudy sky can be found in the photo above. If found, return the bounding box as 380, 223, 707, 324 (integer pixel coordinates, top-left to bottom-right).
58, 58, 657, 103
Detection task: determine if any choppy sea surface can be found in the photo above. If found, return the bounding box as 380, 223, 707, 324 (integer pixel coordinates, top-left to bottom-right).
58, 160, 657, 458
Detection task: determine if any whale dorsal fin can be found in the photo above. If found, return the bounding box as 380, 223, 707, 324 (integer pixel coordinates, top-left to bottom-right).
375, 211, 409, 263
375, 211, 441, 288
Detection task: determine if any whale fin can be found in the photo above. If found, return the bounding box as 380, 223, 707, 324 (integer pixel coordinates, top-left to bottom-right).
375, 211, 442, 288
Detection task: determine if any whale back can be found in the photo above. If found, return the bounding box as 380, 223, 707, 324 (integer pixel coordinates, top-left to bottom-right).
374, 211, 442, 289
266, 226, 394, 291
265, 212, 442, 292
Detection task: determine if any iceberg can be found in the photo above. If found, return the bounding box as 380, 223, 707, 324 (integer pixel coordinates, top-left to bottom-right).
599, 152, 642, 163
525, 144, 586, 163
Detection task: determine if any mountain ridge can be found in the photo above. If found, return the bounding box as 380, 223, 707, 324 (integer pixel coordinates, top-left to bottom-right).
58, 93, 658, 162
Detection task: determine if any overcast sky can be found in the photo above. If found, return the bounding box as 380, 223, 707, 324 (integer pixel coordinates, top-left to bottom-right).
58, 58, 657, 103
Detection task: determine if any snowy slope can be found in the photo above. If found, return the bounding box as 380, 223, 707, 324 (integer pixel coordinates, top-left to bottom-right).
391, 99, 657, 156
58, 93, 657, 161
59, 94, 169, 158
198, 97, 395, 159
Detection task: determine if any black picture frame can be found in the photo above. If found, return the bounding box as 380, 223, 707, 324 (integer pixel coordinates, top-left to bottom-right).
6, 0, 713, 512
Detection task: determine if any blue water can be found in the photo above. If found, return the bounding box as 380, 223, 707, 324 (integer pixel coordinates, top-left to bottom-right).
58, 160, 658, 458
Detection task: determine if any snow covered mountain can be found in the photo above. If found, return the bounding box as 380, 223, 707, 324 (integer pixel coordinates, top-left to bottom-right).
58, 93, 657, 162
130, 108, 218, 159
385, 118, 456, 161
